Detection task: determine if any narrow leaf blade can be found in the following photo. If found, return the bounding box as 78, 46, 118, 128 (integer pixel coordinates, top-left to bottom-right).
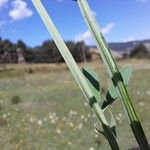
102, 84, 118, 109
82, 67, 100, 103
120, 65, 132, 85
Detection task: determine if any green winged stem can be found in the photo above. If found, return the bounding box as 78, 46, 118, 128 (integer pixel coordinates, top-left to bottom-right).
77, 0, 118, 76
102, 66, 132, 109
31, 0, 108, 125
76, 0, 149, 149
76, 0, 137, 121
31, 1, 121, 149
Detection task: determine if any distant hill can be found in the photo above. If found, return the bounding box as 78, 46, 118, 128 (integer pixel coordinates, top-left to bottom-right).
90, 39, 150, 54
109, 39, 150, 54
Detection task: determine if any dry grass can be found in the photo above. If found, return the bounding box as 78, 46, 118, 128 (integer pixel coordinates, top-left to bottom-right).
0, 59, 149, 150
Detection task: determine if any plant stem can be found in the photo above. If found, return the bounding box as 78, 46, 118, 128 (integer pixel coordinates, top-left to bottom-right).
102, 124, 120, 150
77, 0, 149, 149
31, 1, 120, 149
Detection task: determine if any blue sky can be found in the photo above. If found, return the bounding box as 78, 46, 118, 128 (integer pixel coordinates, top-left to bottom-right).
0, 0, 150, 47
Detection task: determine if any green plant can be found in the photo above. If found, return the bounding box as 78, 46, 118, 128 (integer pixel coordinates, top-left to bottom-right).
32, 0, 120, 149
76, 0, 149, 149
0, 117, 7, 126
28, 68, 34, 74
130, 44, 149, 59
11, 95, 21, 104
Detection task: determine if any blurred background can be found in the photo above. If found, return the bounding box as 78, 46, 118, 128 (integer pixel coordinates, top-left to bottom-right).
0, 0, 150, 149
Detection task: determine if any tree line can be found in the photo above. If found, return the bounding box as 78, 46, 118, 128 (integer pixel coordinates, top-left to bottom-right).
0, 37, 149, 64
0, 37, 91, 64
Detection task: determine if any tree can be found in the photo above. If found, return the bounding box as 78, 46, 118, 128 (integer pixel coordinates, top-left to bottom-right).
0, 38, 92, 64
130, 44, 149, 59
24, 48, 35, 63
17, 40, 27, 50
0, 39, 18, 63
75, 41, 91, 62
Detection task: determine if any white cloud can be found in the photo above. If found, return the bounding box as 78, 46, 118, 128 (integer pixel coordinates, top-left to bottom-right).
9, 0, 33, 21
0, 0, 8, 8
102, 23, 115, 34
124, 36, 136, 42
75, 22, 115, 44
75, 30, 92, 44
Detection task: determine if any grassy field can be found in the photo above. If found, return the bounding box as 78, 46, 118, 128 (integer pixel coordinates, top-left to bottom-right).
0, 59, 150, 150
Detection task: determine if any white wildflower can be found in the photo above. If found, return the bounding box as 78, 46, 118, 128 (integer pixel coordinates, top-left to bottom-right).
30, 117, 35, 123
37, 120, 43, 126
15, 108, 19, 111
69, 110, 78, 117
0, 100, 3, 104
63, 117, 66, 121
53, 112, 56, 117
69, 122, 74, 127
22, 118, 25, 122
84, 102, 88, 106
49, 114, 54, 119
50, 119, 56, 124
78, 123, 83, 130
89, 147, 94, 150
139, 102, 145, 106
56, 128, 61, 134
95, 134, 98, 138
146, 91, 150, 95
115, 116, 120, 121
7, 112, 11, 116
44, 118, 47, 122
81, 115, 85, 119
84, 118, 88, 122
68, 141, 72, 145
3, 114, 7, 118
115, 116, 122, 124
92, 114, 96, 118
55, 116, 59, 121
87, 114, 91, 118
118, 113, 122, 117
49, 112, 56, 119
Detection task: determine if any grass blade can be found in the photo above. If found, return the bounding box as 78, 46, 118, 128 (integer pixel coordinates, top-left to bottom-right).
31, 1, 121, 149
76, 0, 150, 149
31, 0, 109, 127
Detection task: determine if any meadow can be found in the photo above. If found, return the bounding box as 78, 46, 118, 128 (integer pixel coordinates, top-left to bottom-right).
0, 59, 150, 150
